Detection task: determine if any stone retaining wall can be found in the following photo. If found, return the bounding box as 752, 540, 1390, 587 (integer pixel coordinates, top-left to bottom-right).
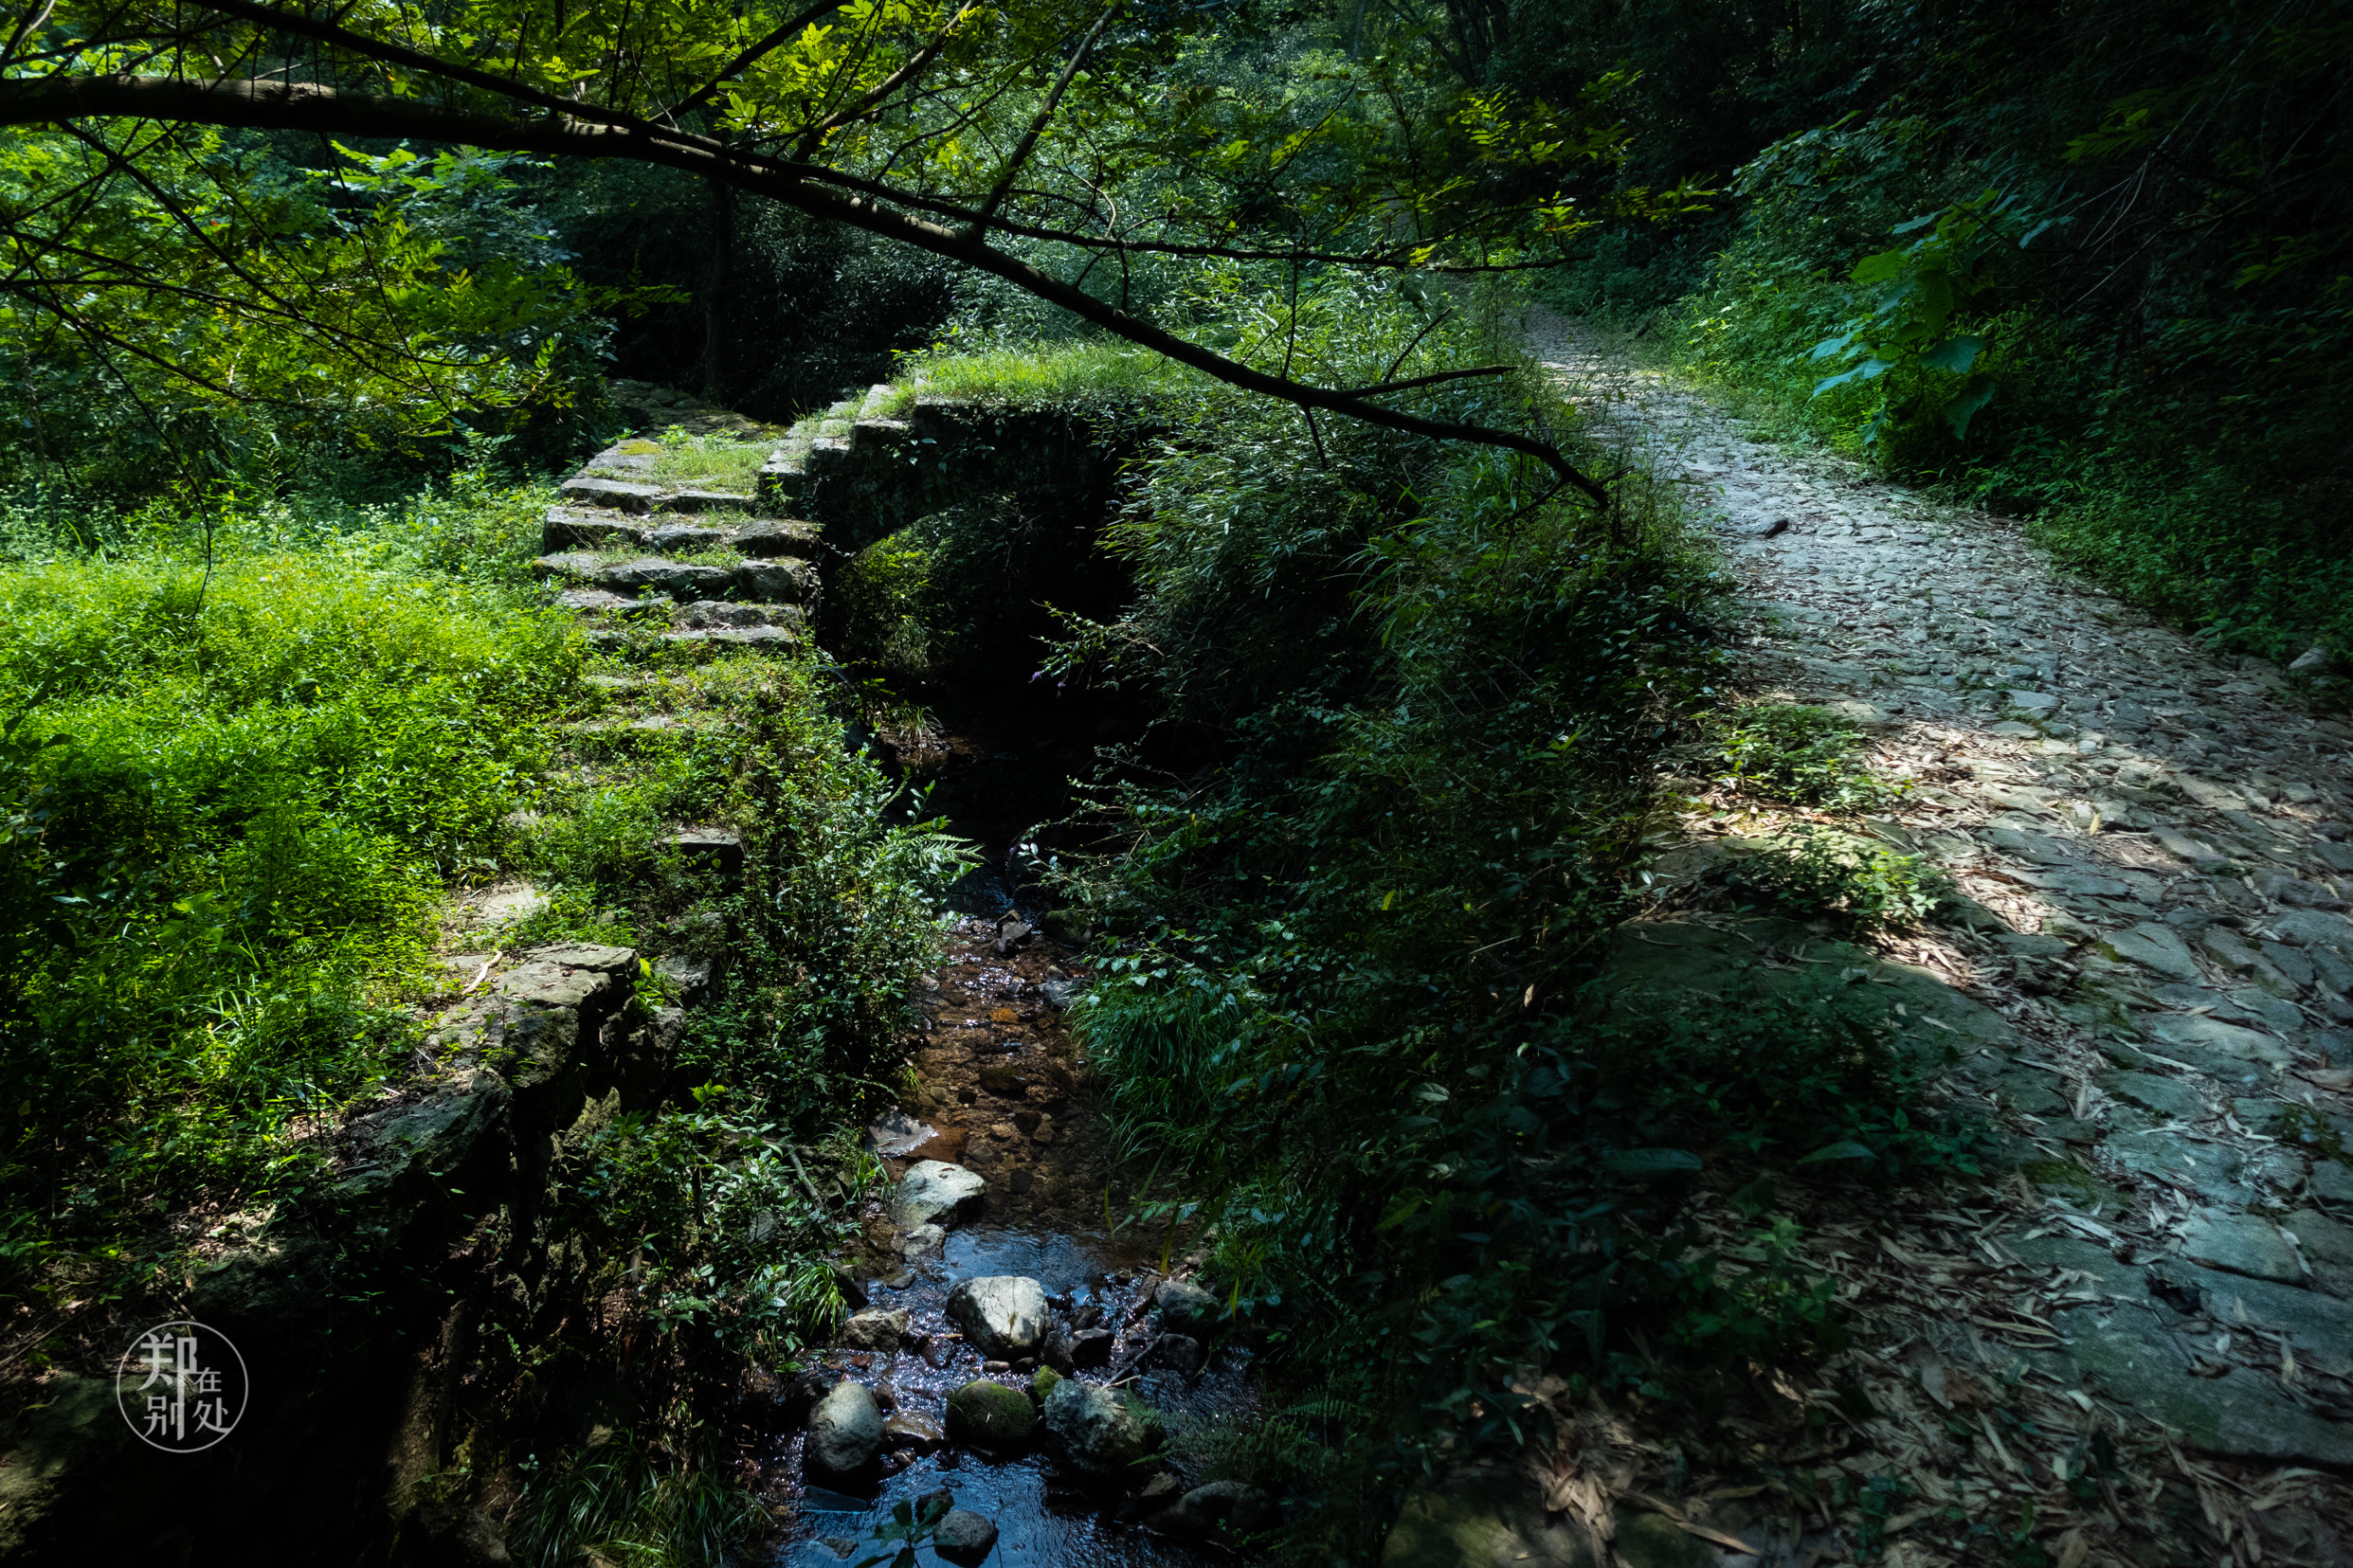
0, 943, 679, 1564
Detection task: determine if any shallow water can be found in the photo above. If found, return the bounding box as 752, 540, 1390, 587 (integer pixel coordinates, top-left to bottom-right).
763, 1223, 1254, 1567
761, 717, 1255, 1565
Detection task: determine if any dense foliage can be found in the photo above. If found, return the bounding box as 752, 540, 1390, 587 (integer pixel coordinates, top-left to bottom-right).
1502, 0, 2351, 670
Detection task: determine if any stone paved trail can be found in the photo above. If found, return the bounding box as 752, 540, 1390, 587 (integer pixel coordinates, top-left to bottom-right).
1536, 320, 2353, 1564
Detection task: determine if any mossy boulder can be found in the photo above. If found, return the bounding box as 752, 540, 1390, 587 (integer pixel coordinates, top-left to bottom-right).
946, 1379, 1036, 1447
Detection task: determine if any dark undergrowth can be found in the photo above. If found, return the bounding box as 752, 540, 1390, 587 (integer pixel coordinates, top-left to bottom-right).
883, 279, 1990, 1560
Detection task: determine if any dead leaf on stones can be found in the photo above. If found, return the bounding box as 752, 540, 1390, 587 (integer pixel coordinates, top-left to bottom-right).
1903, 1340, 1953, 1409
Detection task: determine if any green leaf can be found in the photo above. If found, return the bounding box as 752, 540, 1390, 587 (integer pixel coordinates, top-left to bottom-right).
1812, 358, 1894, 396
1850, 249, 1907, 285
1944, 376, 1997, 438
1602, 1147, 1702, 1178
1920, 335, 1985, 375
1797, 1141, 1876, 1164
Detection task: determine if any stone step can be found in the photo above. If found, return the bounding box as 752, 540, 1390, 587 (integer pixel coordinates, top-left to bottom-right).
534, 552, 818, 604
542, 508, 819, 559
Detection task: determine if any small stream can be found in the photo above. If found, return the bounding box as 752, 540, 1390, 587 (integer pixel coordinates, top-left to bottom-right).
751, 711, 1260, 1564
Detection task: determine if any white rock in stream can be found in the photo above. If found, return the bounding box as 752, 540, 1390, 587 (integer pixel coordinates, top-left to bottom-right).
892, 1160, 985, 1232
946, 1274, 1048, 1359
1041, 1378, 1164, 1475
805, 1380, 883, 1474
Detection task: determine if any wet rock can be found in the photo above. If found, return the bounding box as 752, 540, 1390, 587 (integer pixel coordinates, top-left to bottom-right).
948, 1275, 1048, 1359
1151, 1334, 1204, 1376
2178, 1215, 2300, 1283
1121, 1472, 1185, 1522
945, 1379, 1036, 1446
1041, 1379, 1165, 1478
1043, 1321, 1115, 1373
841, 1308, 910, 1351
806, 1381, 884, 1475
1155, 1277, 1220, 1336
1157, 1481, 1278, 1538
892, 1160, 986, 1231
934, 1509, 1000, 1565
976, 1063, 1031, 1097
882, 1412, 946, 1452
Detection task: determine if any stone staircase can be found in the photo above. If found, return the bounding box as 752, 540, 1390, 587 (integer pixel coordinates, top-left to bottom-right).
534, 382, 937, 653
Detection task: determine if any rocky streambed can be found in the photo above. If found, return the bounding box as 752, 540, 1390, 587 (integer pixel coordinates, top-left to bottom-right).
738, 919, 1267, 1565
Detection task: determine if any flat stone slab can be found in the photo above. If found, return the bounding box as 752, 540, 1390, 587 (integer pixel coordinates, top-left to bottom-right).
733, 518, 823, 556
2177, 1213, 2300, 1282
648, 522, 734, 551
2144, 1012, 2291, 1070
531, 551, 604, 581
2101, 1070, 2205, 1122
2103, 922, 2203, 983
597, 558, 733, 599
667, 488, 754, 512
2052, 1299, 2353, 1466
543, 510, 650, 550
559, 476, 669, 513
2106, 1128, 2248, 1205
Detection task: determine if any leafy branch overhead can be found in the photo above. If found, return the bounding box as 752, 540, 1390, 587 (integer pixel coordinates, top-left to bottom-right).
1807, 187, 2054, 444
0, 0, 1710, 496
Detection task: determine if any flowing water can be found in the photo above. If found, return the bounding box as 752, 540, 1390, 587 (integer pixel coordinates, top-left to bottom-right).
753, 716, 1259, 1565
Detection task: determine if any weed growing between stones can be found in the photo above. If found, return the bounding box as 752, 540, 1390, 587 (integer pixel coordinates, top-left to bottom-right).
1710, 702, 1905, 811
1713, 827, 1957, 935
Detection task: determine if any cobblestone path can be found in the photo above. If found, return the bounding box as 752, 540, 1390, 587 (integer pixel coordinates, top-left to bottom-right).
1539, 320, 2353, 1566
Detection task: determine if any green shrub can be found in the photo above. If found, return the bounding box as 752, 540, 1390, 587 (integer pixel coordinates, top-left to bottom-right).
1716, 826, 1954, 933
1710, 702, 1901, 810
0, 536, 573, 1277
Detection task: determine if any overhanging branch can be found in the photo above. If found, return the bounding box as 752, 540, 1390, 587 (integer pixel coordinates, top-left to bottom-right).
0, 72, 1611, 508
